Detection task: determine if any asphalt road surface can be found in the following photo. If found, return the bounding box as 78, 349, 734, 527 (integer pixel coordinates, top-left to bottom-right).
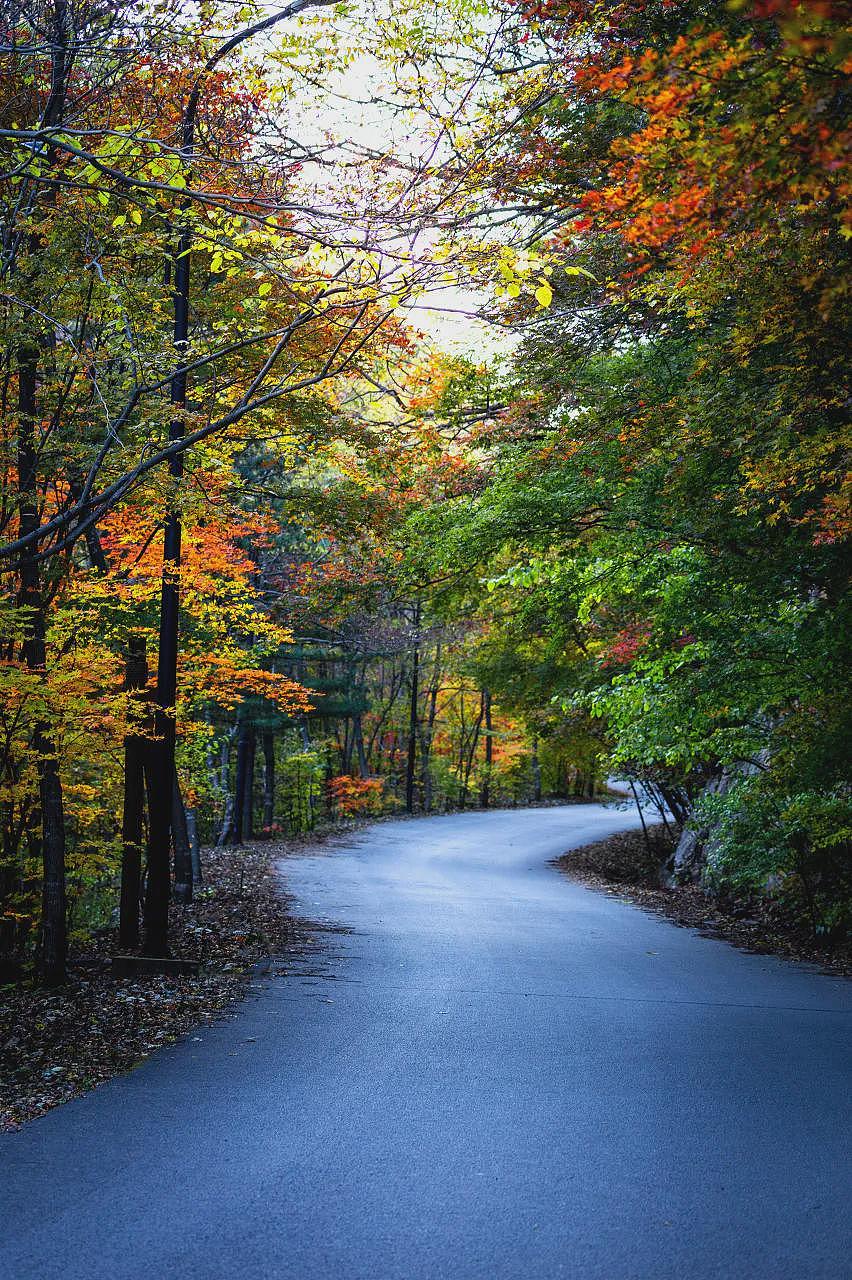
2, 805, 851, 1280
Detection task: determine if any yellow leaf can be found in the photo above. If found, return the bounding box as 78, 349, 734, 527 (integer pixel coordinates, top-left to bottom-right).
534, 282, 553, 307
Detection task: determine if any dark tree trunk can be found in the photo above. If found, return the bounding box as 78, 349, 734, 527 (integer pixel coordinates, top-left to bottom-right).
419, 648, 441, 813
243, 728, 256, 840
12, 0, 71, 984
171, 765, 193, 904
119, 635, 148, 948
233, 723, 255, 844
143, 343, 187, 947
353, 715, 369, 779
18, 347, 67, 985
35, 724, 66, 986
341, 720, 354, 775
143, 79, 195, 955
67, 475, 108, 573
461, 700, 484, 808
143, 731, 171, 954
262, 731, 275, 830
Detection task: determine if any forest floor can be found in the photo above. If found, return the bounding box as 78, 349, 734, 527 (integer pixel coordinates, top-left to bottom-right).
556, 823, 851, 978
0, 845, 315, 1131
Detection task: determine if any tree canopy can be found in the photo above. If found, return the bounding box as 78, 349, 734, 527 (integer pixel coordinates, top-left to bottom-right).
1, 0, 849, 981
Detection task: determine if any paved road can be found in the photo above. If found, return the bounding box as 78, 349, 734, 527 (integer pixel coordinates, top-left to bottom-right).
2, 806, 851, 1280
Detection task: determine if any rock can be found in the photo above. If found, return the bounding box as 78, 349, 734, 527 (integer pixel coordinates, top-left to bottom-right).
667, 753, 769, 887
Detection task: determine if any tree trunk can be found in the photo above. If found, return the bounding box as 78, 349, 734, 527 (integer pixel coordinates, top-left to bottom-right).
67, 475, 108, 573
142, 732, 171, 954
142, 85, 194, 955
480, 690, 493, 808
35, 725, 67, 985
119, 635, 148, 948
186, 808, 202, 884
262, 731, 275, 830
171, 765, 193, 904
143, 339, 187, 948
461, 697, 485, 808
233, 723, 255, 844
341, 719, 354, 775
405, 603, 421, 814
9, 0, 71, 984
353, 715, 369, 780
216, 724, 238, 847
419, 648, 441, 813
18, 347, 67, 985
531, 737, 542, 802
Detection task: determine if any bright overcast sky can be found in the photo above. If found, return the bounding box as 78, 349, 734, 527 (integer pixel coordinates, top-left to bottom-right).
274, 20, 517, 361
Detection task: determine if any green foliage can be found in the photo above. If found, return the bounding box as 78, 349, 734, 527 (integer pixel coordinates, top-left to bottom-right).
697, 779, 852, 939
278, 743, 326, 834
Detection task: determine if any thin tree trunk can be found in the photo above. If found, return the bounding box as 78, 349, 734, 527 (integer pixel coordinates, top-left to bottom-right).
419, 647, 441, 812
480, 690, 493, 808
353, 715, 369, 779
531, 737, 542, 802
215, 723, 238, 846
186, 808, 202, 884
18, 346, 67, 985
119, 635, 148, 948
630, 780, 652, 858
341, 719, 354, 775
67, 475, 108, 573
462, 698, 485, 807
36, 725, 66, 984
243, 727, 256, 841
171, 765, 193, 903
455, 691, 468, 808
405, 605, 421, 814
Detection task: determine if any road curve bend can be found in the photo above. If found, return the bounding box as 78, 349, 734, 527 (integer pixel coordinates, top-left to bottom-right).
2, 805, 851, 1280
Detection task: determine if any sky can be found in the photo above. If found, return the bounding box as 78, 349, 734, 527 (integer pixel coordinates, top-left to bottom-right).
265, 10, 517, 361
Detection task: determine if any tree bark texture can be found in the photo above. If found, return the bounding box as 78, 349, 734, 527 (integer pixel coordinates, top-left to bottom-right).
119, 634, 148, 948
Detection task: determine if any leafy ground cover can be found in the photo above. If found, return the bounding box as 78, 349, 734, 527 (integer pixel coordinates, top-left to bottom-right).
556, 827, 852, 979
0, 847, 307, 1131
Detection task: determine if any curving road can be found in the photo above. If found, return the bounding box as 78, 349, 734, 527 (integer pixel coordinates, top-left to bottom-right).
2, 805, 851, 1280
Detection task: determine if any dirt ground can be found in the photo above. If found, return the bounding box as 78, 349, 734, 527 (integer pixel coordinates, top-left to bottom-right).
0, 845, 310, 1131
555, 824, 850, 978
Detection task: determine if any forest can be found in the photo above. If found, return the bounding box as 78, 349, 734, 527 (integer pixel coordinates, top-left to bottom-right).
0, 0, 849, 985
